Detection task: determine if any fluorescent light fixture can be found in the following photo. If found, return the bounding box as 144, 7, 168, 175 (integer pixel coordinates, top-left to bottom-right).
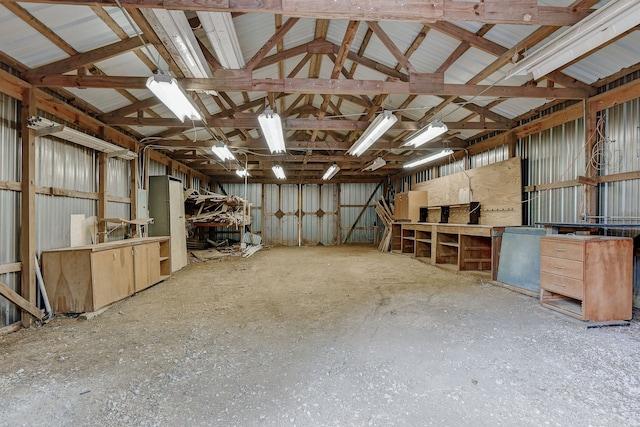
146, 71, 203, 122
197, 11, 245, 69
404, 120, 448, 147
506, 0, 640, 80
322, 163, 340, 180
272, 164, 286, 180
403, 149, 453, 169
363, 156, 386, 171
26, 116, 137, 160
142, 8, 212, 79
211, 143, 235, 161
258, 109, 286, 153
236, 168, 251, 177
347, 110, 397, 157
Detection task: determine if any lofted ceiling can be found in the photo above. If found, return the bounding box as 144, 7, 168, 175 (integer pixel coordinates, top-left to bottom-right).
1, 0, 639, 183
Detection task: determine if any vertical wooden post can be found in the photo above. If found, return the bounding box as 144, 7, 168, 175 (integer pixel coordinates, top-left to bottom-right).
336, 183, 341, 246
98, 152, 108, 243
130, 157, 138, 221
20, 88, 37, 327
507, 131, 517, 159
297, 183, 302, 247
261, 183, 266, 245
584, 100, 598, 223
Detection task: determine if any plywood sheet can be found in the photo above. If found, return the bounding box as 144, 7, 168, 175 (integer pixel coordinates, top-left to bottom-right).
414, 157, 522, 226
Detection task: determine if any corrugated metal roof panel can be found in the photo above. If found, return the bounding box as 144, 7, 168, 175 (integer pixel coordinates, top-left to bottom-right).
564, 32, 640, 84
95, 51, 156, 78
484, 24, 540, 49
445, 47, 496, 85
0, 4, 67, 67
20, 3, 121, 53
64, 87, 132, 114
490, 97, 548, 120
410, 29, 463, 73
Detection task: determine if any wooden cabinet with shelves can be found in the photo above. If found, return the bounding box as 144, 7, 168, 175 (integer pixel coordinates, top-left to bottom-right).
401, 228, 415, 254
435, 231, 459, 268
391, 223, 503, 279
415, 229, 432, 261
460, 235, 492, 272
391, 223, 402, 252
539, 235, 633, 321
42, 237, 171, 314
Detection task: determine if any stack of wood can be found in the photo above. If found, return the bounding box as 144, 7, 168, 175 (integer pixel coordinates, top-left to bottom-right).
374, 198, 394, 252
184, 188, 251, 226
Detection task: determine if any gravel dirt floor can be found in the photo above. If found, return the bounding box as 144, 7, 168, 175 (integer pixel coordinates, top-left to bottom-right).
1, 245, 639, 427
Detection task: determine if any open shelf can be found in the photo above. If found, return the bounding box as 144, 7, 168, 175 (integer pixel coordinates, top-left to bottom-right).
389, 222, 504, 280
460, 235, 492, 272
541, 289, 583, 318
401, 228, 416, 254
391, 224, 402, 252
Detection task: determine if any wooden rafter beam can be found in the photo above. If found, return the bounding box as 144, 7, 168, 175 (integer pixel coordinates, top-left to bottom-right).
22, 36, 147, 80
26, 74, 592, 99
101, 115, 514, 131
0, 1, 592, 26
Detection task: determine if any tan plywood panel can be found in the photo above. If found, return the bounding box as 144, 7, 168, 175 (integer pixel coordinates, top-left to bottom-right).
414, 157, 522, 225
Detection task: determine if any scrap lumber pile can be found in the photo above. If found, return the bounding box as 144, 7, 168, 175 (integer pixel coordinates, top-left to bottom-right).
375, 198, 395, 252
184, 188, 251, 226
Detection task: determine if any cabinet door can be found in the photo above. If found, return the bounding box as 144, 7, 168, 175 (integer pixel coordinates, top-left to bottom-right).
168, 179, 188, 271
134, 243, 161, 292
42, 250, 94, 313
92, 248, 134, 310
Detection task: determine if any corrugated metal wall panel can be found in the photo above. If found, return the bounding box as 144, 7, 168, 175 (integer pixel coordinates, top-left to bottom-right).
439, 159, 466, 177
340, 183, 381, 244
603, 100, 640, 176
263, 184, 279, 214
0, 190, 20, 327
301, 184, 319, 245
171, 170, 188, 189
190, 176, 200, 191
106, 201, 130, 241
0, 273, 20, 327
523, 119, 586, 187
320, 184, 338, 212
108, 158, 130, 198
213, 183, 262, 242
0, 94, 20, 326
301, 214, 318, 245
35, 195, 96, 252
148, 159, 167, 176
526, 187, 582, 225
470, 145, 509, 168
36, 135, 96, 191
521, 118, 586, 225
0, 93, 19, 182
280, 184, 298, 213
281, 212, 299, 246
280, 185, 299, 246
302, 184, 319, 212
320, 214, 338, 245
599, 180, 640, 226
0, 190, 20, 264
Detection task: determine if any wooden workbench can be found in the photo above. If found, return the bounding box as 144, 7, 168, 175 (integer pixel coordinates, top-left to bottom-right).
391, 222, 505, 280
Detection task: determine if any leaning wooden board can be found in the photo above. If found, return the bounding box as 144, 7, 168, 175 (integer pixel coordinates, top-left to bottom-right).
41, 237, 170, 314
